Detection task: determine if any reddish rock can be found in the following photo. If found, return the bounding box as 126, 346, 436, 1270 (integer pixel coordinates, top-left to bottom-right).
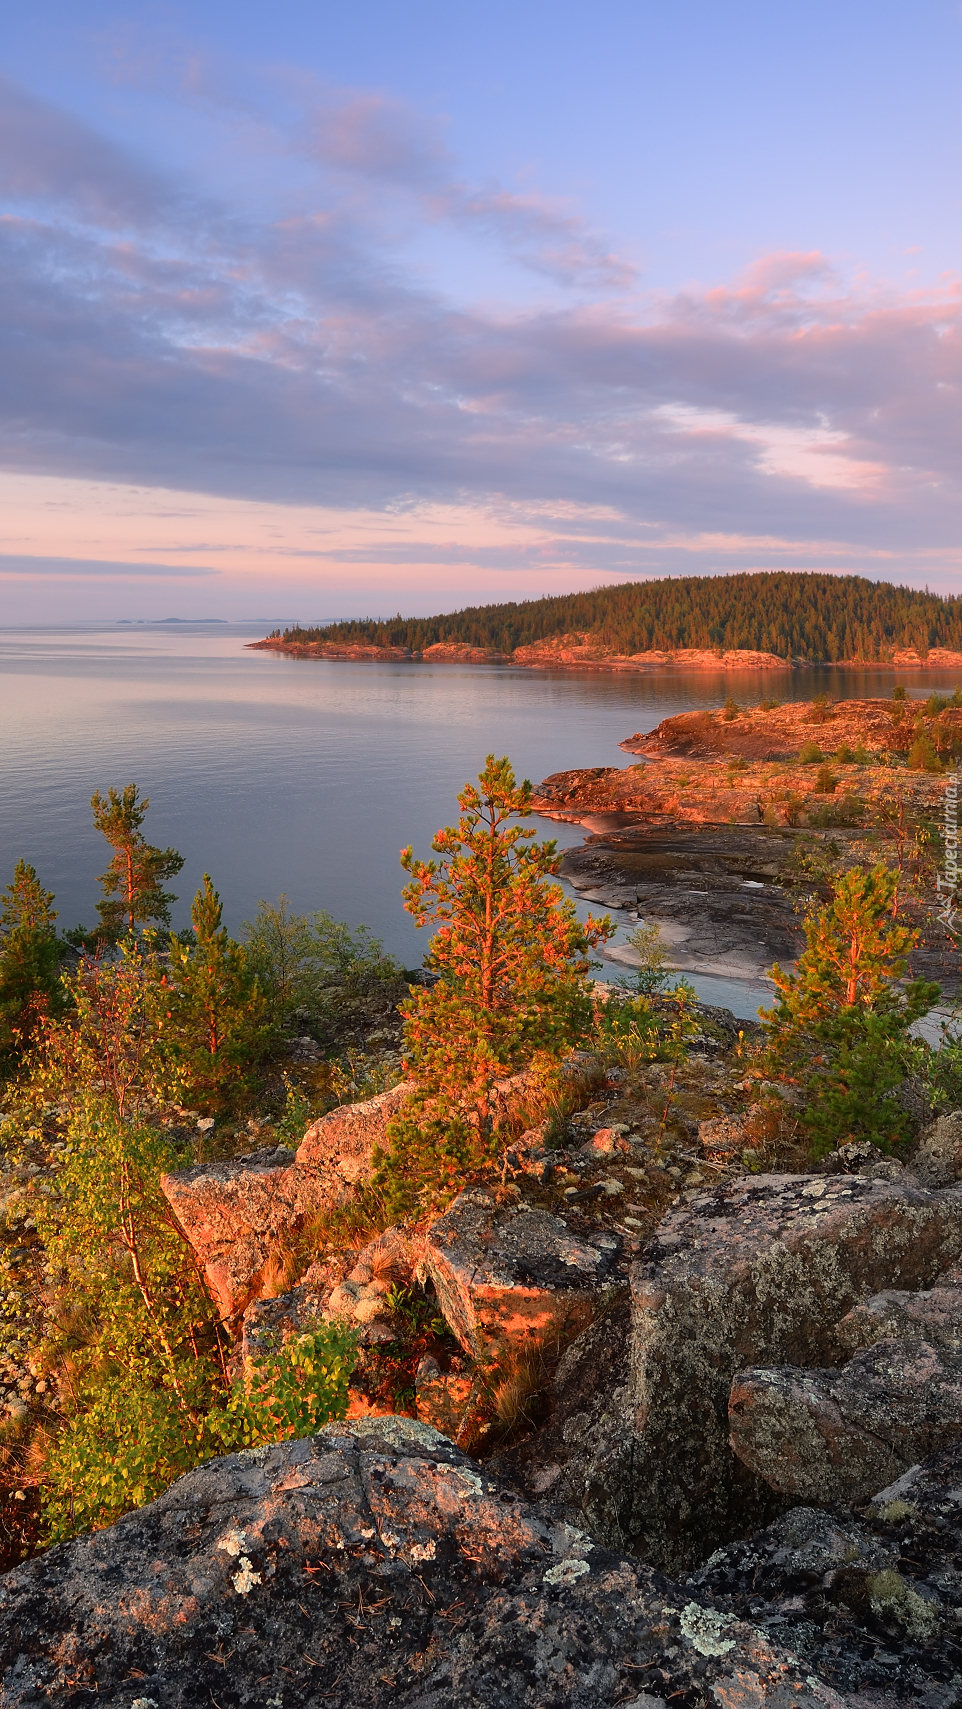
547, 1173, 962, 1570
729, 1338, 962, 1503
836, 1274, 962, 1357
415, 1355, 474, 1437
161, 1083, 413, 1321
423, 1188, 623, 1360
0, 1417, 847, 1709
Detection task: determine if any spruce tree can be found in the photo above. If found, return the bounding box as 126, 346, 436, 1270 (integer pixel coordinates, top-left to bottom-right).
0, 860, 64, 1065
91, 783, 184, 940
166, 875, 270, 1109
375, 754, 611, 1211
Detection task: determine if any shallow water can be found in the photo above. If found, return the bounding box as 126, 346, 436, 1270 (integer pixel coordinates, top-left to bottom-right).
0, 625, 955, 1020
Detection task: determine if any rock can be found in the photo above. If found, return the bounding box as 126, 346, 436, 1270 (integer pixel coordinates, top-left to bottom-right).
414, 1354, 474, 1437
423, 1188, 624, 1360
823, 1139, 904, 1181
295, 1082, 414, 1186
910, 1110, 962, 1186
240, 1226, 416, 1371
685, 1439, 962, 1700
540, 1172, 962, 1571
0, 1417, 848, 1709
697, 1114, 753, 1155
836, 1272, 962, 1356
729, 1337, 962, 1502
161, 1083, 413, 1320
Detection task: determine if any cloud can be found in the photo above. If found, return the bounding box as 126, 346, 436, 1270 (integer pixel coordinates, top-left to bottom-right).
0, 71, 961, 596
0, 554, 217, 579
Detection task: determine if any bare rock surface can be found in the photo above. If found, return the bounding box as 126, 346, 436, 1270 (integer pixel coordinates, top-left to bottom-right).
523, 1173, 962, 1571
686, 1438, 962, 1704
729, 1338, 962, 1503
910, 1112, 962, 1188
423, 1188, 623, 1359
161, 1085, 413, 1320
836, 1272, 962, 1357
0, 1417, 848, 1709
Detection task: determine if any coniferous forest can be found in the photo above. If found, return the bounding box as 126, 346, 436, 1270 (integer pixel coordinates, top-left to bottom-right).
270, 571, 962, 661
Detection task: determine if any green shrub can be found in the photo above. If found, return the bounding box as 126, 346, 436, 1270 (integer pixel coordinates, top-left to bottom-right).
908, 731, 942, 771
722, 696, 740, 721
798, 740, 823, 764
834, 741, 855, 764
814, 763, 838, 794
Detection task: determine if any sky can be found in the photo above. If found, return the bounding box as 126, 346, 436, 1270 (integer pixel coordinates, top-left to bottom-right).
1, 2, 961, 623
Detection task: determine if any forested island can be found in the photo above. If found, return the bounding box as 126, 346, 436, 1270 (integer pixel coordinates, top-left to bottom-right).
251, 570, 962, 672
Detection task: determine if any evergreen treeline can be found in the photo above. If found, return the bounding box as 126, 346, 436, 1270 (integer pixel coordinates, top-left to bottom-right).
271, 572, 962, 662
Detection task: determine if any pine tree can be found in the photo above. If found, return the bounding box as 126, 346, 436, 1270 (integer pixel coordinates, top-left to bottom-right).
166, 875, 271, 1109
374, 755, 611, 1211
762, 864, 939, 1155
91, 783, 184, 940
0, 860, 64, 1065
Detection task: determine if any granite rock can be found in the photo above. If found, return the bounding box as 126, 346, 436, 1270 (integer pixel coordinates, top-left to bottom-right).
0, 1418, 848, 1709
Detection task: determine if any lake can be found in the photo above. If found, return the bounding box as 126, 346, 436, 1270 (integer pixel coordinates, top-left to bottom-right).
1, 623, 957, 1020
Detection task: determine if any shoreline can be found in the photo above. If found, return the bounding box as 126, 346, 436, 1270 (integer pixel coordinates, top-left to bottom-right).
248, 638, 962, 674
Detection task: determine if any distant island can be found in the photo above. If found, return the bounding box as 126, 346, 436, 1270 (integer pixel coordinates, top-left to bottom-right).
248, 571, 962, 672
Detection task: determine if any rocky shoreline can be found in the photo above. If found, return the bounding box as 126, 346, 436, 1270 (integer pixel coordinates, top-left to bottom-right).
249, 636, 962, 674
532, 695, 962, 991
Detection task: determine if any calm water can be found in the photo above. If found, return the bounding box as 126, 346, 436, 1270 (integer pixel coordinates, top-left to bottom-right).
1, 625, 956, 1015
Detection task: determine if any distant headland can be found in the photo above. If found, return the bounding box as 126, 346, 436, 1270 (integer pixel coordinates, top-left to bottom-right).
248, 571, 962, 673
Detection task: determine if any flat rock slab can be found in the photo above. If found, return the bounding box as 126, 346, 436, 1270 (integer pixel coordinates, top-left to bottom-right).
558, 1172, 962, 1571
161, 1083, 413, 1320
836, 1274, 962, 1356
729, 1337, 962, 1502
0, 1418, 846, 1709
424, 1188, 623, 1359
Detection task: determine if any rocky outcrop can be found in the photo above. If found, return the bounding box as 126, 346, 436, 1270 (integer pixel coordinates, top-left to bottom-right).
728, 1337, 962, 1502
161, 1083, 413, 1320
528, 1173, 962, 1571
910, 1110, 962, 1187
685, 1439, 962, 1700
423, 1188, 623, 1360
0, 1416, 850, 1709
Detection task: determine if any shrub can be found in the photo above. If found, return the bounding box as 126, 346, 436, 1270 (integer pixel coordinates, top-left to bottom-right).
813, 763, 838, 794
783, 791, 806, 826
834, 741, 855, 764
762, 864, 939, 1156
908, 732, 942, 772
810, 693, 831, 724
798, 740, 823, 764
722, 696, 739, 721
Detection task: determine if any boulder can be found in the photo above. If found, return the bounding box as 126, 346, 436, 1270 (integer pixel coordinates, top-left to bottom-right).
0, 1417, 848, 1709
910, 1110, 962, 1187
729, 1337, 962, 1502
836, 1270, 962, 1356
423, 1188, 623, 1360
537, 1172, 962, 1571
823, 1139, 904, 1181
161, 1083, 413, 1320
685, 1439, 962, 1701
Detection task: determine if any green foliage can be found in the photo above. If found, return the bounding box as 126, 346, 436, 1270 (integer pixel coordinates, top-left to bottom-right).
810, 693, 831, 724
908, 731, 942, 772
619, 920, 673, 995
273, 572, 962, 665
221, 1321, 356, 1451
90, 784, 184, 940
0, 862, 64, 1068
374, 755, 612, 1214
814, 763, 838, 794
798, 739, 823, 764
893, 685, 908, 701
597, 985, 698, 1073
722, 696, 739, 721
852, 741, 872, 764
242, 894, 398, 1024
835, 741, 855, 764
782, 791, 806, 826
762, 864, 940, 1155
165, 876, 272, 1110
